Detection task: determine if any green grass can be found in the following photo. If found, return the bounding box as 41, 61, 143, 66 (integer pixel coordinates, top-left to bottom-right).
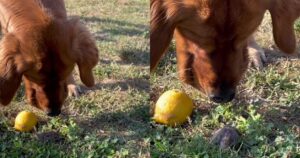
1, 2, 299, 158
150, 16, 300, 157
0, 0, 149, 157
296, 20, 300, 32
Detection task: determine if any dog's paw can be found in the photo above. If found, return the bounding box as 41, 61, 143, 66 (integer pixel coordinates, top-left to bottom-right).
248, 44, 267, 70
67, 84, 82, 97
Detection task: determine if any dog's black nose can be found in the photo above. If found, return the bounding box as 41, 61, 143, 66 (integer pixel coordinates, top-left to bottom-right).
209, 89, 235, 103
46, 109, 61, 117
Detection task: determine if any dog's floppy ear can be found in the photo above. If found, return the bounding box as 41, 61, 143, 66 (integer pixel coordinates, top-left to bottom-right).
269, 0, 300, 54
68, 17, 99, 87
0, 34, 27, 105
150, 0, 177, 71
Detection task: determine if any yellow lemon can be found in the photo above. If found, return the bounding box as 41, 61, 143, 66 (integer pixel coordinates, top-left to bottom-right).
153, 89, 194, 126
14, 111, 38, 132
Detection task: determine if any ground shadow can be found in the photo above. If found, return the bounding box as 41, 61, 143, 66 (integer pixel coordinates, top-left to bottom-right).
98, 48, 149, 66
118, 47, 149, 66
74, 103, 151, 140
99, 51, 149, 66
262, 101, 300, 127
263, 48, 300, 65
82, 16, 149, 66
81, 78, 150, 93
82, 16, 148, 42
79, 78, 149, 93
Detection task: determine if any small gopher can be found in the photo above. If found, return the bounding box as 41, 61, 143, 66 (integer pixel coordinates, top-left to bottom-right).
210, 126, 240, 149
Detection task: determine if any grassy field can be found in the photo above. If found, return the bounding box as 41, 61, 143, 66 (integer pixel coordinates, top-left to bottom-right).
0, 0, 150, 157
1, 1, 299, 158
150, 14, 300, 157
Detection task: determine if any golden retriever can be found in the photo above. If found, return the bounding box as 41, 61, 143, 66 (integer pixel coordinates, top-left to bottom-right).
0, 0, 99, 116
151, 0, 300, 103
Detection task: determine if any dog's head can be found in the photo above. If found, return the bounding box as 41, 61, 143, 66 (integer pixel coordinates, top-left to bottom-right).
0, 18, 98, 116
151, 0, 300, 103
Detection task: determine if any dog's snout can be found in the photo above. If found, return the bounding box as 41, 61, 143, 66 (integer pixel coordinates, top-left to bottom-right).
209, 89, 235, 103
46, 109, 61, 117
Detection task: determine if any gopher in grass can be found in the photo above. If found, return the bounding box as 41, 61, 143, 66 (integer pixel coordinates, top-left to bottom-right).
210, 126, 241, 149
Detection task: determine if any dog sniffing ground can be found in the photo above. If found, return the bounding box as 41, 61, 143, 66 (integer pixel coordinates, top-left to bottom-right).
0, 0, 150, 157
0, 1, 299, 157
150, 14, 300, 157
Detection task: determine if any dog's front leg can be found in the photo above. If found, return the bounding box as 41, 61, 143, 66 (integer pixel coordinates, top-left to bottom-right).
67, 73, 81, 97
248, 35, 267, 70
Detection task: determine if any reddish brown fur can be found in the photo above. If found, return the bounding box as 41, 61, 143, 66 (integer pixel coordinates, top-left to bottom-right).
151, 0, 300, 102
0, 0, 99, 115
